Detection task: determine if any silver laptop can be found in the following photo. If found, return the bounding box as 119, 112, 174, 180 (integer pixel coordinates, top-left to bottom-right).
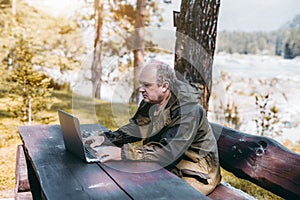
58, 109, 100, 163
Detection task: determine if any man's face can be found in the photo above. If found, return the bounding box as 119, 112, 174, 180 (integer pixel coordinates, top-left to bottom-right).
138, 66, 165, 104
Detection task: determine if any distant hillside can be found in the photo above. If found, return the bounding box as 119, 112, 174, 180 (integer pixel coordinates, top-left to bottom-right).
281, 13, 300, 29
216, 13, 300, 59
280, 13, 300, 59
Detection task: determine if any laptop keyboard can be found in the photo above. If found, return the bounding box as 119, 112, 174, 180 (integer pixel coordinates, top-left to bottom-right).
81, 129, 105, 138
85, 145, 98, 159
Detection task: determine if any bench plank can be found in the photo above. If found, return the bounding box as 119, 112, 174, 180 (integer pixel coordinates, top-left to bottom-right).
211, 123, 300, 199
15, 145, 32, 200
208, 183, 252, 200
15, 192, 33, 200
19, 125, 130, 200
99, 161, 209, 200
15, 145, 31, 192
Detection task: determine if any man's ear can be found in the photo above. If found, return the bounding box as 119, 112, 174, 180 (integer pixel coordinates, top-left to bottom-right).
162, 81, 169, 93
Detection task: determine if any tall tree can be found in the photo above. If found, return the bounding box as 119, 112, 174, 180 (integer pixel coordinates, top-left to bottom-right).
91, 0, 104, 98
132, 0, 146, 103
4, 37, 52, 124
90, 0, 162, 100
174, 0, 220, 112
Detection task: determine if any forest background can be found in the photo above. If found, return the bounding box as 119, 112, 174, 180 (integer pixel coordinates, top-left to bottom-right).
0, 0, 300, 199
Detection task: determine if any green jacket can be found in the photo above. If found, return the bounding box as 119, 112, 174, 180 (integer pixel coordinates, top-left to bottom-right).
104, 80, 220, 190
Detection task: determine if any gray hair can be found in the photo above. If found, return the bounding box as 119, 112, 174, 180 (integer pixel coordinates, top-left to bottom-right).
148, 60, 176, 88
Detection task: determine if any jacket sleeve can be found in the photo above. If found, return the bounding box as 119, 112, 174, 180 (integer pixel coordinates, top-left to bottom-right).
101, 101, 150, 147
103, 130, 141, 147
102, 120, 142, 147
121, 104, 202, 167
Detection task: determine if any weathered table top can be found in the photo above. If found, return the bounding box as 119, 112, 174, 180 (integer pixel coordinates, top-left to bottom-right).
19, 124, 209, 200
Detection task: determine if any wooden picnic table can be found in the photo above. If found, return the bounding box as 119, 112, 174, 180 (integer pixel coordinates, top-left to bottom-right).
18, 124, 209, 200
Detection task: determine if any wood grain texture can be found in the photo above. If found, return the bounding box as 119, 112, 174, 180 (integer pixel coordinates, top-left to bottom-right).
15, 145, 32, 199
99, 161, 209, 200
211, 123, 300, 199
19, 125, 130, 200
18, 124, 208, 199
15, 192, 33, 200
208, 184, 250, 200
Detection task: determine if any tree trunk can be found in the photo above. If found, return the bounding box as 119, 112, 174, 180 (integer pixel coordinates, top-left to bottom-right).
174, 0, 220, 113
131, 0, 146, 103
12, 0, 16, 15
91, 0, 104, 99
28, 96, 32, 125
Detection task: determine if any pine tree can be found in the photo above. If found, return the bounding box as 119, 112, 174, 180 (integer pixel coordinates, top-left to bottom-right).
4, 36, 52, 124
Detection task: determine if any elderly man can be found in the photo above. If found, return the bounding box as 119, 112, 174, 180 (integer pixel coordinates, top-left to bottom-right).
88, 60, 221, 195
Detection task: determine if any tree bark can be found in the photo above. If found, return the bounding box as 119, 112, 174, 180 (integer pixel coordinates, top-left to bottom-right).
91, 0, 103, 98
131, 0, 146, 103
174, 0, 220, 112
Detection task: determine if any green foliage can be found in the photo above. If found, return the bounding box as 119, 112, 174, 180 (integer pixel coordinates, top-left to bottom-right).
75, 0, 163, 58
0, 0, 86, 73
0, 86, 288, 198
111, 3, 136, 27
0, 0, 88, 123
110, 0, 161, 28
283, 29, 300, 59
105, 0, 162, 56
0, 0, 10, 6
4, 36, 52, 124
217, 31, 277, 55
217, 13, 300, 58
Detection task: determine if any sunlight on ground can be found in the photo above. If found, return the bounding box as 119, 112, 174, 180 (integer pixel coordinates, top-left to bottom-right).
25, 0, 81, 17
1, 89, 299, 199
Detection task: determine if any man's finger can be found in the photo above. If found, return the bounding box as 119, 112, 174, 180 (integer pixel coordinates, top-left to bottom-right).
83, 136, 96, 144
90, 136, 105, 148
90, 141, 100, 148
96, 147, 107, 162
99, 155, 110, 163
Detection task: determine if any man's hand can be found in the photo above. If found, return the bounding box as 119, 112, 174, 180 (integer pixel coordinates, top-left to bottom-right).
84, 136, 105, 148
84, 136, 122, 162
96, 146, 122, 162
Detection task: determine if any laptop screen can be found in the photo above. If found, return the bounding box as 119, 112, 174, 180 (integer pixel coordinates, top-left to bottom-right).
58, 110, 86, 161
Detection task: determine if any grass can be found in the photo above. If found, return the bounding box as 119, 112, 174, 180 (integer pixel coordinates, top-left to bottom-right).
0, 101, 24, 198
221, 168, 283, 200
0, 88, 137, 198
0, 88, 299, 199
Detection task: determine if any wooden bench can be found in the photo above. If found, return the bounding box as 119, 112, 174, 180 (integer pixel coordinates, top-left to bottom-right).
15, 145, 32, 200
210, 123, 300, 200
15, 123, 300, 199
